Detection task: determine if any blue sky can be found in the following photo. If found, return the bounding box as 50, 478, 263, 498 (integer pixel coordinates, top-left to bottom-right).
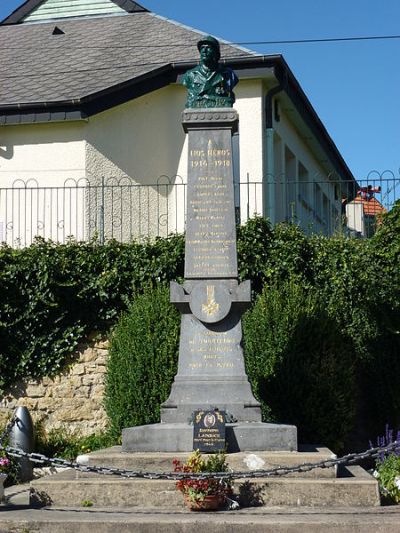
1, 0, 400, 180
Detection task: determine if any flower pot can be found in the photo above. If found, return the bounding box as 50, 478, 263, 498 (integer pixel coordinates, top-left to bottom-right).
184, 494, 225, 511
0, 473, 7, 503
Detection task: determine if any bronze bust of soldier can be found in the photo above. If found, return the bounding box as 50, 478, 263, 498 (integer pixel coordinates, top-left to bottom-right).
182, 36, 238, 108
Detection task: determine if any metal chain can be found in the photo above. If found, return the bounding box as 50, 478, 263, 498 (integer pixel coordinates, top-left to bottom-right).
1, 436, 399, 481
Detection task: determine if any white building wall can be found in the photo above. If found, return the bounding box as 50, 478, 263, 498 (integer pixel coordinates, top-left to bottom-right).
0, 81, 266, 245
0, 122, 86, 245
0, 79, 280, 244
0, 80, 345, 244
85, 85, 188, 240
86, 85, 187, 184
86, 80, 265, 237
274, 109, 326, 180
23, 0, 125, 23
273, 107, 341, 234
234, 80, 264, 222
0, 122, 86, 184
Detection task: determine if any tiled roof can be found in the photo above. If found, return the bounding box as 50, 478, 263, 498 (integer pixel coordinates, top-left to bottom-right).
0, 12, 250, 106
353, 196, 387, 216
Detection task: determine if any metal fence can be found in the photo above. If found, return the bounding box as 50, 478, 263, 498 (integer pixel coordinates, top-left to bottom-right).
0, 172, 398, 247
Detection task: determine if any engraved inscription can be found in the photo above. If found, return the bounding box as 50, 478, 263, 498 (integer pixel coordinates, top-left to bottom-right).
185, 134, 238, 279
193, 409, 226, 452
185, 326, 241, 372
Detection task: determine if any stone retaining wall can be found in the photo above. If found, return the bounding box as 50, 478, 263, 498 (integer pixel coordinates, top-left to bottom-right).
0, 338, 109, 436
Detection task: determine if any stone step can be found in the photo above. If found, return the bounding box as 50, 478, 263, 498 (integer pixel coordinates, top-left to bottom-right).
85, 445, 338, 478
1, 506, 400, 533
30, 465, 379, 508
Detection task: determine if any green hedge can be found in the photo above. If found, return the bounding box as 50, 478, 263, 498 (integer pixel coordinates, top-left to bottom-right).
243, 279, 356, 450
1, 203, 399, 449
104, 284, 180, 437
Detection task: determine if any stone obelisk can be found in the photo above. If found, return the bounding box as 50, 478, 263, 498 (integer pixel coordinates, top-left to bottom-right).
122, 36, 297, 452
161, 108, 261, 424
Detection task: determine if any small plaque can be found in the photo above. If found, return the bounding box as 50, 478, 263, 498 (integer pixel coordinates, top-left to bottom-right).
193, 409, 226, 452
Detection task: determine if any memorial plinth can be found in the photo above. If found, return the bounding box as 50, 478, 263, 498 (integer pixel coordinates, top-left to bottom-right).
122, 109, 297, 452
162, 109, 261, 424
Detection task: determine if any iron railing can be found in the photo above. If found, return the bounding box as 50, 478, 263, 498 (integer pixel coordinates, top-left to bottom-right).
0, 172, 398, 247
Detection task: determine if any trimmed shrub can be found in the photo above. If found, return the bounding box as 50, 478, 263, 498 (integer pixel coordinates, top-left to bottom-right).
361, 201, 400, 433
261, 222, 313, 286
104, 284, 180, 437
243, 279, 356, 450
309, 234, 381, 360
237, 217, 313, 293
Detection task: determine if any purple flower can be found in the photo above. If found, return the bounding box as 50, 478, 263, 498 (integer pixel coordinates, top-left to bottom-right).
372, 425, 400, 462
0, 457, 10, 469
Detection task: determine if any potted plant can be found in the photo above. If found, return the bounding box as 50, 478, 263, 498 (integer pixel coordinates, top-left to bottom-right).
0, 455, 10, 503
173, 450, 233, 511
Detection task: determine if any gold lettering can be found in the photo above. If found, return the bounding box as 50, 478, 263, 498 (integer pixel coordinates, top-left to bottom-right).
213, 160, 231, 167
189, 362, 203, 369
208, 148, 231, 157
216, 362, 235, 368
190, 149, 205, 157
190, 160, 208, 168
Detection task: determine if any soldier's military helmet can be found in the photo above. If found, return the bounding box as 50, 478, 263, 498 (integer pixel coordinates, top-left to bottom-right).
197, 35, 221, 60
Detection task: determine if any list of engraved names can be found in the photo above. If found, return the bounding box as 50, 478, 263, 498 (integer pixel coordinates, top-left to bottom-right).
185, 136, 238, 278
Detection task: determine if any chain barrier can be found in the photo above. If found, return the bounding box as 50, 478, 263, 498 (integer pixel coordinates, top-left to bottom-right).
1, 415, 399, 481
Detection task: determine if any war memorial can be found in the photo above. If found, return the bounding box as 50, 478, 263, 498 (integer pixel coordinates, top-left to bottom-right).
2, 35, 392, 533
122, 35, 297, 453
28, 36, 382, 511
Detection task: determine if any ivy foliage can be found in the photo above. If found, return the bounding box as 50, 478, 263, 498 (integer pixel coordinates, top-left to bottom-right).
0, 203, 399, 449
0, 235, 184, 393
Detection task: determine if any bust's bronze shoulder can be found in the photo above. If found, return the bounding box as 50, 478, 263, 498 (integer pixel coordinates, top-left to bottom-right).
182, 36, 238, 109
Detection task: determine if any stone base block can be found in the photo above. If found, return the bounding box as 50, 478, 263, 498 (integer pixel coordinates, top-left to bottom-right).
29, 465, 380, 509
122, 422, 297, 452
87, 446, 337, 478
161, 379, 262, 423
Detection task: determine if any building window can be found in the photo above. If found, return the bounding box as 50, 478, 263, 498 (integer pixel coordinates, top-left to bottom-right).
285, 146, 296, 221
323, 193, 329, 228
314, 183, 322, 221
298, 161, 310, 210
